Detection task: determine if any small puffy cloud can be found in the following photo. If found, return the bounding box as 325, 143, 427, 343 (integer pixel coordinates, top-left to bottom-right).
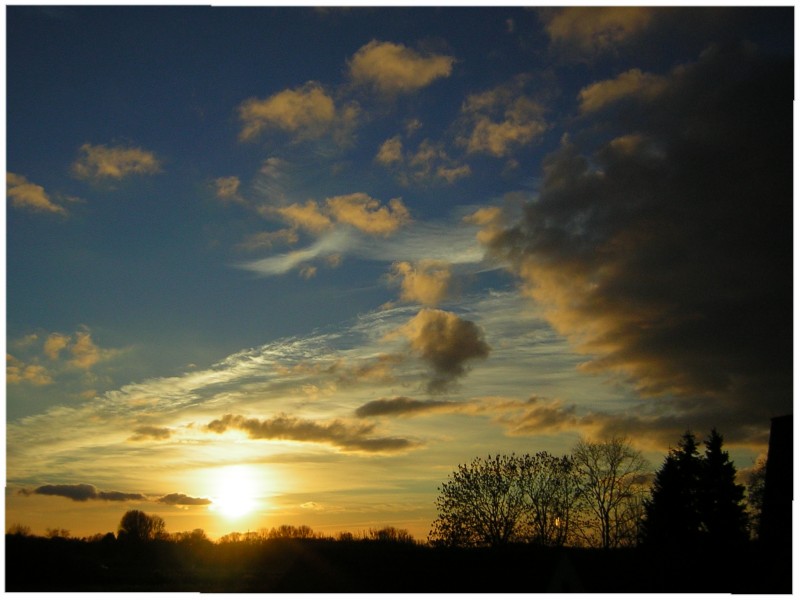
71, 143, 161, 181
326, 193, 410, 236
7, 173, 67, 215
129, 426, 173, 441
460, 79, 547, 157
348, 40, 455, 95
392, 308, 490, 392
376, 136, 404, 165
43, 333, 70, 360
377, 138, 471, 185
355, 396, 459, 418
299, 265, 318, 279
23, 483, 145, 502
579, 68, 668, 113
214, 176, 245, 203
205, 413, 417, 453
6, 354, 53, 386
158, 493, 211, 506
390, 260, 453, 306
541, 7, 654, 55
69, 330, 116, 369
274, 200, 333, 234
238, 81, 336, 142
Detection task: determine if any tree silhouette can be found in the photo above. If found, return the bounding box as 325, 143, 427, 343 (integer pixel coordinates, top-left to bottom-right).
117, 509, 166, 543
429, 454, 529, 547
641, 431, 703, 546
642, 429, 748, 548
746, 457, 766, 539
699, 428, 748, 545
572, 437, 649, 549
518, 452, 580, 547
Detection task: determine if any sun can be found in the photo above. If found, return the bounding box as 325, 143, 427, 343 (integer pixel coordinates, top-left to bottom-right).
209, 465, 261, 519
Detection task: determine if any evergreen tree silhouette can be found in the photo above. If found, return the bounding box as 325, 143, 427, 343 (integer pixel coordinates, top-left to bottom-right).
641, 431, 703, 547
700, 429, 748, 546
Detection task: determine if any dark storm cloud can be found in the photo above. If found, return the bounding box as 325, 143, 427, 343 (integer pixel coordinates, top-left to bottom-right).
22, 483, 145, 502
205, 413, 418, 453
394, 309, 490, 392
354, 396, 461, 418
484, 43, 792, 443
158, 493, 212, 506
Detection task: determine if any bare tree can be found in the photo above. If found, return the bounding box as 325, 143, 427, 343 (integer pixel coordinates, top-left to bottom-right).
429, 454, 529, 547
518, 452, 581, 547
572, 437, 649, 549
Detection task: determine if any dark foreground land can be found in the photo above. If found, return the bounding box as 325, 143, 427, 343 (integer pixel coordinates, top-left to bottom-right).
6, 534, 791, 593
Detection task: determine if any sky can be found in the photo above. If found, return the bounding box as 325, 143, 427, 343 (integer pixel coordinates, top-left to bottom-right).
5, 4, 794, 541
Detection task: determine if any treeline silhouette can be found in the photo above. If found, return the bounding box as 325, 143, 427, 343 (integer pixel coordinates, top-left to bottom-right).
6, 425, 791, 592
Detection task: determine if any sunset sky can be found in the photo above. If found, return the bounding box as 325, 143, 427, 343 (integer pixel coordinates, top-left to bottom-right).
5, 5, 794, 540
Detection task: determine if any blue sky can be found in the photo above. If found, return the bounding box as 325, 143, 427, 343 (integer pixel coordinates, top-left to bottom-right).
6, 5, 794, 539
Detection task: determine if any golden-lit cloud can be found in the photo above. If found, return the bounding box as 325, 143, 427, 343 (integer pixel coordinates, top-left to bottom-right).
273, 200, 333, 234
69, 330, 117, 369
326, 193, 410, 236
205, 413, 418, 453
376, 138, 471, 185
6, 173, 68, 215
541, 7, 654, 54
392, 308, 490, 392
348, 40, 455, 95
579, 68, 668, 113
6, 354, 53, 386
390, 260, 453, 307
43, 333, 71, 360
238, 81, 336, 141
459, 79, 547, 157
376, 136, 404, 165
71, 143, 161, 180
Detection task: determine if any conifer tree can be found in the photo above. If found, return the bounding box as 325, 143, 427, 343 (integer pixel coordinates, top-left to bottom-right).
700, 428, 748, 545
641, 431, 703, 547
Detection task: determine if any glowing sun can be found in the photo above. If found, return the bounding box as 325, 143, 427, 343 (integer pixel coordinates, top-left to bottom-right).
209, 465, 261, 519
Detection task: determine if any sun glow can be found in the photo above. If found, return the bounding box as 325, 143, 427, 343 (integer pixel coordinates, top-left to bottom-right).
208, 465, 262, 519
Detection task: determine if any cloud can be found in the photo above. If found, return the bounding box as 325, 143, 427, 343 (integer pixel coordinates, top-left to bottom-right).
482, 45, 792, 442
24, 483, 145, 502
43, 333, 70, 360
389, 260, 453, 306
459, 78, 548, 157
497, 396, 579, 436
6, 354, 53, 386
355, 396, 460, 418
214, 176, 244, 203
273, 200, 333, 234
129, 426, 173, 441
376, 138, 471, 185
541, 7, 654, 55
158, 493, 211, 506
392, 308, 490, 392
238, 81, 337, 142
237, 228, 299, 252
348, 40, 454, 95
7, 173, 67, 215
205, 413, 417, 453
236, 229, 353, 276
71, 143, 161, 181
578, 68, 668, 113
68, 330, 118, 369
326, 193, 410, 236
